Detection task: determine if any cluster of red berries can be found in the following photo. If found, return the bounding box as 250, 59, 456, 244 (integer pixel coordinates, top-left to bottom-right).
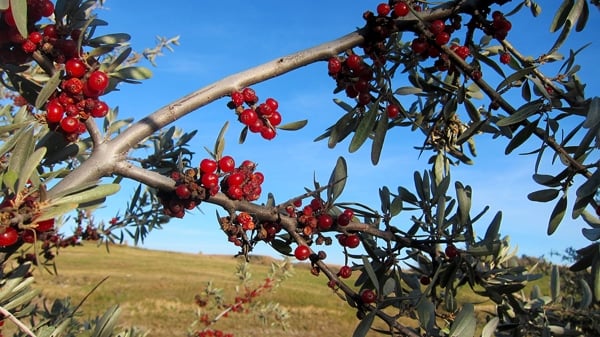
0, 2, 115, 142
286, 197, 354, 239
0, 0, 54, 64
327, 52, 401, 119
221, 212, 282, 248
328, 54, 375, 107
46, 63, 111, 141
159, 158, 264, 219
219, 159, 264, 202
484, 10, 513, 41
229, 88, 282, 140
159, 168, 210, 219
0, 189, 57, 249
195, 329, 233, 337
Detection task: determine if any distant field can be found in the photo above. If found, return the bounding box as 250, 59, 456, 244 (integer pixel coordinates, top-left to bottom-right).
2, 243, 550, 337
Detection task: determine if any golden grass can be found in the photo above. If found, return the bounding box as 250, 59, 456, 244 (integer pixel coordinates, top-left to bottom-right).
1, 243, 550, 337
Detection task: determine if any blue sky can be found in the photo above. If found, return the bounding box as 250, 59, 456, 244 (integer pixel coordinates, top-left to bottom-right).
79, 1, 600, 265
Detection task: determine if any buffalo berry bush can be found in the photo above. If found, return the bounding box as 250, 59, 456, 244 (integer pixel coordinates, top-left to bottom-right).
0, 0, 598, 336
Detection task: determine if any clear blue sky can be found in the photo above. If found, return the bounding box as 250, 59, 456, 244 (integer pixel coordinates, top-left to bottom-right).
80, 1, 600, 265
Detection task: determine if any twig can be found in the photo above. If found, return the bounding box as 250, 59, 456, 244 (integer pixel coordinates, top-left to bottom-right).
0, 305, 36, 337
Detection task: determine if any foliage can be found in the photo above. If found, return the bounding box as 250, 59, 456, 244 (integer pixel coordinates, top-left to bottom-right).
0, 0, 598, 336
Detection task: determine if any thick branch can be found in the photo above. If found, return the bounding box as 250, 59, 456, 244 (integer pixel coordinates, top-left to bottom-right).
48, 0, 484, 198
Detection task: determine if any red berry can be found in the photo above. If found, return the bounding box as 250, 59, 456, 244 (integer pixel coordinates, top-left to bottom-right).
175, 184, 191, 199
386, 104, 400, 119
227, 172, 245, 186
492, 11, 504, 21
317, 214, 333, 230
267, 111, 282, 126
471, 70, 482, 81
231, 91, 244, 107
445, 244, 459, 259
227, 185, 244, 200
294, 245, 311, 260
337, 213, 351, 226
242, 87, 258, 105
338, 265, 352, 279
43, 24, 57, 38
200, 159, 218, 173
360, 289, 376, 304
265, 98, 278, 111
343, 208, 354, 218
393, 2, 410, 17
86, 71, 109, 93
91, 100, 109, 118
346, 54, 363, 72
201, 173, 219, 189
241, 160, 256, 169
46, 100, 64, 123
239, 108, 258, 126
60, 116, 79, 133
248, 118, 264, 133
429, 20, 446, 35
344, 234, 360, 248
260, 126, 276, 140
219, 156, 235, 173
3, 10, 15, 27
411, 38, 428, 54
65, 58, 87, 78
252, 171, 264, 184
455, 45, 470, 59
376, 3, 391, 16
328, 57, 342, 74
358, 92, 371, 106
22, 40, 37, 53
293, 199, 302, 207
420, 276, 431, 285
499, 52, 511, 64
435, 32, 450, 45
41, 0, 55, 17
0, 227, 18, 247
28, 31, 42, 44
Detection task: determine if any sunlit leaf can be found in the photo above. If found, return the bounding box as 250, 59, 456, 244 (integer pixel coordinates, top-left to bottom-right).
112, 66, 153, 81
35, 70, 62, 109
483, 211, 502, 243
278, 119, 307, 131
448, 303, 476, 337
10, 0, 27, 39
578, 278, 592, 309
51, 184, 121, 207
88, 33, 131, 46
395, 86, 423, 95
214, 122, 229, 159
481, 317, 499, 337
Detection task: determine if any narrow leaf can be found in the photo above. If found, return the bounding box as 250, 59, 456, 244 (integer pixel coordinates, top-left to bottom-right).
277, 119, 307, 131
352, 309, 376, 337
349, 105, 378, 153
548, 193, 567, 235
371, 114, 387, 165
550, 0, 574, 32
448, 303, 476, 337
35, 70, 62, 109
496, 101, 543, 127
327, 157, 347, 203
527, 189, 560, 202
551, 265, 560, 302
361, 256, 380, 294
51, 184, 121, 206
10, 0, 27, 39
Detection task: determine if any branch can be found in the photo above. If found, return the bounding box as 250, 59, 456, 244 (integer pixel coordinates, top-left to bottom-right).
46, 0, 506, 200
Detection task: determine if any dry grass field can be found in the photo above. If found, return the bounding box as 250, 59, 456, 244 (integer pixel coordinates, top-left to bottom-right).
1, 243, 549, 337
